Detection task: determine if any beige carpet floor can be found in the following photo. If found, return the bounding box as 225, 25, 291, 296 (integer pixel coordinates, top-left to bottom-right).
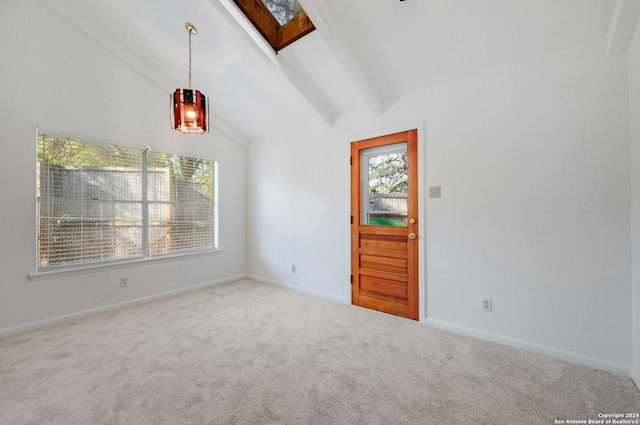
0, 279, 638, 424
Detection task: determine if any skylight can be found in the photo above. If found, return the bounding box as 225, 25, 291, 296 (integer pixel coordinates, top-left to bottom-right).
233, 0, 315, 52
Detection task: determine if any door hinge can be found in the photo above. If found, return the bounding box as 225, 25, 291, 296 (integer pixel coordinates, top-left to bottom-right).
350, 215, 353, 224
350, 275, 353, 284
350, 156, 352, 165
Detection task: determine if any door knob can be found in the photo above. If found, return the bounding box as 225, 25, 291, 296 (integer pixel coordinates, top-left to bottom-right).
408, 218, 416, 224
408, 233, 417, 240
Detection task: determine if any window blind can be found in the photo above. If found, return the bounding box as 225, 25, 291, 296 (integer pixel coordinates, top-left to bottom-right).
147, 152, 217, 255
36, 132, 217, 271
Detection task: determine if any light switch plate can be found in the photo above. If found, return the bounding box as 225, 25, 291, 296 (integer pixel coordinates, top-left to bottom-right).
428, 186, 441, 198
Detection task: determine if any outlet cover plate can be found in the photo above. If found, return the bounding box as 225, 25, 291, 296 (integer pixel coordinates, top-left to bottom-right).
481, 297, 492, 312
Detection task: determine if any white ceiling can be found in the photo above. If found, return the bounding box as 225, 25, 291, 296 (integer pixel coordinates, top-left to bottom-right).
44, 0, 618, 143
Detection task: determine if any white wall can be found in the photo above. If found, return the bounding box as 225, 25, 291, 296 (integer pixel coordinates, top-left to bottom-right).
248, 39, 633, 374
629, 19, 640, 388
0, 1, 247, 335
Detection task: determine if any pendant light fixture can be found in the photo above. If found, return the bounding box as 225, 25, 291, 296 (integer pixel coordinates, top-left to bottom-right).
171, 22, 209, 135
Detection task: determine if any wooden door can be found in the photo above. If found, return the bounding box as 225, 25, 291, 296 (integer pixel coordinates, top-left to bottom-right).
351, 130, 418, 320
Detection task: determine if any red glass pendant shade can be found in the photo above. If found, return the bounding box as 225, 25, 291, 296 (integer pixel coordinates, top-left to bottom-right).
172, 88, 208, 135
171, 23, 209, 136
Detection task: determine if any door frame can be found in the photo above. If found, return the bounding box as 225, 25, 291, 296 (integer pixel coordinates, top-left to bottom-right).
346, 124, 426, 323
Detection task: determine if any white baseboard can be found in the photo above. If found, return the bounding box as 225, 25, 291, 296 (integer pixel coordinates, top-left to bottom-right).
250, 276, 634, 378
249, 274, 349, 305
632, 368, 640, 391
424, 318, 632, 377
8, 273, 632, 382
0, 274, 249, 339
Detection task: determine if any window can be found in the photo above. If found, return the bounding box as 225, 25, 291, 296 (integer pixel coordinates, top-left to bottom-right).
233, 0, 315, 52
359, 143, 408, 227
36, 132, 218, 271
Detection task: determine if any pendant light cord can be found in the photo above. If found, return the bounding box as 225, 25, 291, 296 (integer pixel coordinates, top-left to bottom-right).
188, 27, 193, 90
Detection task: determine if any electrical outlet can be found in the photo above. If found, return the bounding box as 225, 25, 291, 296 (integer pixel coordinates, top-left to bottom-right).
428, 186, 441, 198
120, 277, 128, 288
481, 297, 492, 312
291, 265, 296, 273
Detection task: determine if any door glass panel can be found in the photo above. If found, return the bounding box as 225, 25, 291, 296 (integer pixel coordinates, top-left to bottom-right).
360, 143, 408, 226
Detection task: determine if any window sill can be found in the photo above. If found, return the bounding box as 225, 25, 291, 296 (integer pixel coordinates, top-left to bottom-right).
28, 249, 222, 282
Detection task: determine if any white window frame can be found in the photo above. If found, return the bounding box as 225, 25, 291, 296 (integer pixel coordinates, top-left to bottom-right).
32, 129, 219, 279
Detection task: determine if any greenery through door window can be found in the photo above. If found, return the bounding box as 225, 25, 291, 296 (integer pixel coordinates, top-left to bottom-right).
360, 143, 408, 226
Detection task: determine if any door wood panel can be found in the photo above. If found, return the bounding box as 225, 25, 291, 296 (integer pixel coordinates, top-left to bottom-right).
360, 275, 407, 298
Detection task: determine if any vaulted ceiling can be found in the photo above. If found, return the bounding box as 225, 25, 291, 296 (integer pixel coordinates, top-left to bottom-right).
42, 0, 626, 144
